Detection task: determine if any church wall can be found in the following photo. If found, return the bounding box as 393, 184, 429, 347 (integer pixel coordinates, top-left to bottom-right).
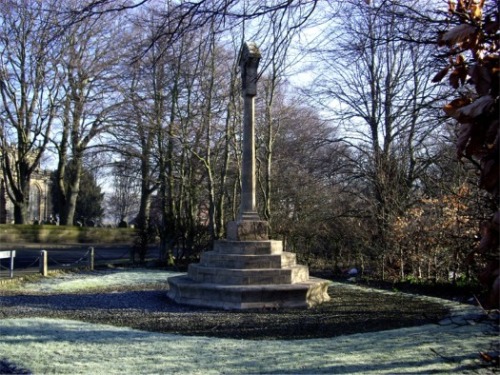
0, 171, 52, 224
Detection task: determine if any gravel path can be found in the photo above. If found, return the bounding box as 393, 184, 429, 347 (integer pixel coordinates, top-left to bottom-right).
0, 279, 450, 340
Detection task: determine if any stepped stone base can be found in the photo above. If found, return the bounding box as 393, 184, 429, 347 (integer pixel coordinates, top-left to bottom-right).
167, 222, 331, 310
167, 275, 331, 310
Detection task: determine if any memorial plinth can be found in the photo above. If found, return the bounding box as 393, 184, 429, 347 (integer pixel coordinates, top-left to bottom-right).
167, 42, 330, 310
167, 236, 331, 309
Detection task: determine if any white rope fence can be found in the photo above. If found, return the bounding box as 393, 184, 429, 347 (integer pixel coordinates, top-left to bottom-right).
0, 251, 16, 278
0, 248, 95, 278
40, 248, 94, 276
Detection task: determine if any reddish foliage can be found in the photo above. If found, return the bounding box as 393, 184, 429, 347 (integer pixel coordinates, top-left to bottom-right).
436, 1, 499, 308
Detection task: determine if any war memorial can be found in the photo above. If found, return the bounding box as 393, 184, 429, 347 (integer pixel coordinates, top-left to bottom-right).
167, 42, 331, 309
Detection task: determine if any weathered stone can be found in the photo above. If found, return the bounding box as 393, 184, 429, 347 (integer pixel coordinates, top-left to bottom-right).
213, 240, 282, 255
200, 251, 296, 269
239, 41, 261, 97
227, 220, 269, 241
167, 275, 331, 310
187, 264, 309, 285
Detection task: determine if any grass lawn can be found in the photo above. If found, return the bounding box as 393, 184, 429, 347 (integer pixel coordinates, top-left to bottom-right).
0, 269, 497, 374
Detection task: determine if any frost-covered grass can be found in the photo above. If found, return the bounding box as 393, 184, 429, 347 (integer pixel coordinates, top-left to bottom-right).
16, 268, 184, 293
0, 268, 496, 374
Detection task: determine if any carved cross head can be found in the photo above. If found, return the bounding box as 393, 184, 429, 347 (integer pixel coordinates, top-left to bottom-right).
239, 41, 261, 97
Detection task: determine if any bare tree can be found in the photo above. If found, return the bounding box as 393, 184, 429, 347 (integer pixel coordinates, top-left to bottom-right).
51, 1, 125, 225
307, 0, 444, 277
64, 0, 319, 40
106, 12, 164, 259
106, 160, 140, 225
0, 0, 63, 223
252, 5, 303, 225
270, 102, 356, 268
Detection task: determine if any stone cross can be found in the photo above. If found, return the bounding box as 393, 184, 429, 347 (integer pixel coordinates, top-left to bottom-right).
166, 46, 330, 310
238, 41, 261, 221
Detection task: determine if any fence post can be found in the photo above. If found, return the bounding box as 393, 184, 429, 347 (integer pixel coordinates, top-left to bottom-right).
88, 247, 94, 271
39, 250, 48, 276
9, 250, 15, 278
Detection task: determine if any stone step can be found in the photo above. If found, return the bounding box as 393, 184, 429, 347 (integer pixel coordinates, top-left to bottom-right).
213, 240, 283, 255
167, 274, 331, 310
187, 264, 309, 285
200, 251, 296, 269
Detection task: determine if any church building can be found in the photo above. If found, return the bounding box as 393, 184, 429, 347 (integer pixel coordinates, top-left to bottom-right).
0, 164, 52, 224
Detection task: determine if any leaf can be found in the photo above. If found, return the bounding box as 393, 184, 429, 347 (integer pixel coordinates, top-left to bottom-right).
480, 351, 493, 363
456, 123, 472, 157
493, 211, 500, 228
470, 4, 483, 20
485, 118, 499, 144
448, 0, 456, 13
432, 66, 450, 83
479, 351, 499, 364
437, 31, 447, 47
480, 156, 499, 195
449, 66, 467, 88
484, 19, 499, 34
477, 219, 499, 255
468, 65, 492, 95
478, 222, 494, 254
458, 95, 494, 118
443, 98, 471, 118
456, 120, 488, 158
456, 54, 465, 64
449, 70, 461, 88
465, 129, 486, 157
440, 24, 477, 46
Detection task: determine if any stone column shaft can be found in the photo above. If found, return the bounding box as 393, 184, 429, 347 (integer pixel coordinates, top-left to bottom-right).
240, 95, 259, 220
227, 41, 268, 240
238, 41, 261, 222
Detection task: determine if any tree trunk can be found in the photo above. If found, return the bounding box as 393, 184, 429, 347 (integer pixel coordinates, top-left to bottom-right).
13, 201, 28, 224
400, 246, 405, 280
61, 158, 83, 226
13, 169, 30, 224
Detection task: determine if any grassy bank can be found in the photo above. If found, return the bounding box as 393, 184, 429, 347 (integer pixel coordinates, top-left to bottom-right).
0, 224, 134, 244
